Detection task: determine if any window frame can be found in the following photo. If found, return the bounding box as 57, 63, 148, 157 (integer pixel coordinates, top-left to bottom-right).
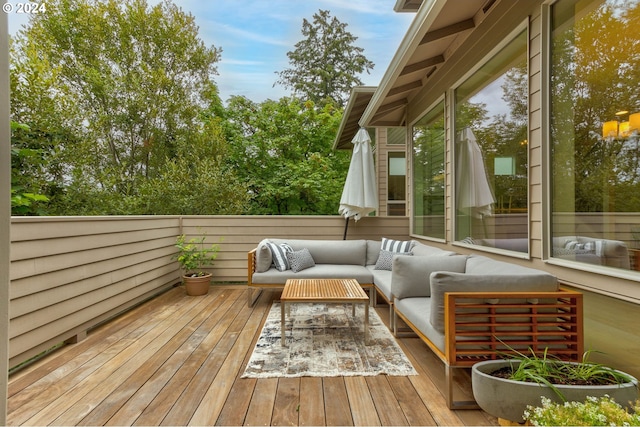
409, 96, 447, 243
542, 0, 640, 282
450, 19, 531, 259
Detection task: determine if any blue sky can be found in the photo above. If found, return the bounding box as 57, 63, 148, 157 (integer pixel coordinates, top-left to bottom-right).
8, 0, 414, 103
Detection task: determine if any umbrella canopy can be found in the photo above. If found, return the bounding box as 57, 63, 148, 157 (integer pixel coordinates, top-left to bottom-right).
339, 128, 378, 224
456, 128, 495, 218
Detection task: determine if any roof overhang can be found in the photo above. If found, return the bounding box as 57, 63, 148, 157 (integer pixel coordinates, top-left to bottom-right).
394, 0, 424, 13
332, 86, 376, 150
361, 0, 497, 128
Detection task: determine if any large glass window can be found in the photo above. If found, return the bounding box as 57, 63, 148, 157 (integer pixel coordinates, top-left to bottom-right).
412, 100, 445, 239
550, 0, 640, 272
454, 28, 529, 253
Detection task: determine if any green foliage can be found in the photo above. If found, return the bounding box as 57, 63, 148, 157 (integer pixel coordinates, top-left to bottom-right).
275, 9, 374, 107
502, 348, 635, 402
10, 121, 56, 215
174, 234, 220, 276
525, 396, 640, 426
224, 96, 350, 215
10, 0, 241, 215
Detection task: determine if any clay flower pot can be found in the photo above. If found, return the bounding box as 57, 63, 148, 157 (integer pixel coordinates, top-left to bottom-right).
183, 273, 212, 296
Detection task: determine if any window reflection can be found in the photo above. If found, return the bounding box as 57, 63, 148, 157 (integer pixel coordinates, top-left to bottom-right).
412, 101, 445, 239
454, 28, 529, 253
550, 0, 640, 271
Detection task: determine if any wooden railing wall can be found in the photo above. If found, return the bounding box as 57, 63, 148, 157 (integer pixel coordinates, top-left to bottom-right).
9, 215, 410, 368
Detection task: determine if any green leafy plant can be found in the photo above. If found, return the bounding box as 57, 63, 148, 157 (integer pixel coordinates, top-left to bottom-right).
174, 234, 220, 277
524, 395, 640, 426
496, 346, 636, 401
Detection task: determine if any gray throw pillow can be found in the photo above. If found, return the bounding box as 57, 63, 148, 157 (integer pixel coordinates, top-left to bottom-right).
255, 239, 272, 272
392, 255, 467, 299
287, 248, 316, 273
375, 249, 412, 271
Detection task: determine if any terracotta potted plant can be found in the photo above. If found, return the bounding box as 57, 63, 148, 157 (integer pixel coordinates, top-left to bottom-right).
174, 234, 220, 296
471, 349, 639, 424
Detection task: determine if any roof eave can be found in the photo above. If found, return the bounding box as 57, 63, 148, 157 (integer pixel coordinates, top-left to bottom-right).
332, 86, 376, 150
360, 0, 448, 128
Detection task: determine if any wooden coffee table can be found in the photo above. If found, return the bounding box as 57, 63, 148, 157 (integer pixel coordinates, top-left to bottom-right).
280, 278, 370, 347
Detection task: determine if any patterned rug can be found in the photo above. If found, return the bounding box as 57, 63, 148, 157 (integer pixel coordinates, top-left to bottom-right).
242, 302, 417, 378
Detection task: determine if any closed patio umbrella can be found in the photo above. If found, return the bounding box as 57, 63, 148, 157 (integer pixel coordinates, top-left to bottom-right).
339, 128, 378, 239
456, 127, 495, 219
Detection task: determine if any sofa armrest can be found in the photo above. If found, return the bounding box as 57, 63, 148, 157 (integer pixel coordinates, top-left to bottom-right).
247, 248, 257, 286
443, 289, 583, 367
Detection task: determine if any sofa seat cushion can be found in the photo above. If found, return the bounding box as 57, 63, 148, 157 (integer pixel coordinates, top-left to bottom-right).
395, 297, 444, 352
268, 239, 367, 266
368, 266, 392, 301
252, 264, 373, 285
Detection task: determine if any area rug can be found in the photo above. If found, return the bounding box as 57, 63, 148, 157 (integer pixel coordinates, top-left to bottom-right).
242, 302, 417, 378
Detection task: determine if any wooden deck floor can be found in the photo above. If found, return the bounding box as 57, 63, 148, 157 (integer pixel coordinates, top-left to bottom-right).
7, 285, 498, 426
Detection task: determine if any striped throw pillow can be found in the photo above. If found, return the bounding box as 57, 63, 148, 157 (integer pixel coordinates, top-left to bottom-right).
381, 237, 414, 253
266, 242, 293, 271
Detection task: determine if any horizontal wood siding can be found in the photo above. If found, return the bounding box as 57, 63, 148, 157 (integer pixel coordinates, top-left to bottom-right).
9, 215, 409, 368
9, 216, 182, 368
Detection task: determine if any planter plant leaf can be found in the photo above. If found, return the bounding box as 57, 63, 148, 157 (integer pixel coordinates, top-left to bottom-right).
174, 234, 220, 296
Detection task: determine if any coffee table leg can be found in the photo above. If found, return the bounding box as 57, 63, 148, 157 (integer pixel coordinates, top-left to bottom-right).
364, 302, 369, 345
281, 302, 286, 347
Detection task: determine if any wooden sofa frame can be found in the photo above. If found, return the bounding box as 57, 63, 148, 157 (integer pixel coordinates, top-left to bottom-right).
393, 288, 584, 409
247, 248, 374, 307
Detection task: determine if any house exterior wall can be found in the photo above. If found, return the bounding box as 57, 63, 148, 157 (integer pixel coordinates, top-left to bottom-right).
391, 0, 640, 375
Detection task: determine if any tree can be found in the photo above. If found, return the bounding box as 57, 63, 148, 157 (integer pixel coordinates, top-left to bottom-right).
224, 96, 350, 214
275, 9, 374, 107
10, 0, 249, 214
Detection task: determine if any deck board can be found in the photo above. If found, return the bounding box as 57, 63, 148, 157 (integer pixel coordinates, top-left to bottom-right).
7, 285, 498, 426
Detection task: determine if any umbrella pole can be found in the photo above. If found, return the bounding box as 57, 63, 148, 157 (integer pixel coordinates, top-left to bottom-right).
343, 217, 349, 240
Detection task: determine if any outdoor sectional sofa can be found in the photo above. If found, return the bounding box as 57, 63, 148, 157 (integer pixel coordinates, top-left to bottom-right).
246, 238, 584, 409
389, 253, 584, 408
246, 238, 454, 307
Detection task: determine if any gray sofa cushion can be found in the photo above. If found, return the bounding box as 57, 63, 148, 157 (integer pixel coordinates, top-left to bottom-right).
412, 241, 456, 257
429, 265, 558, 333
392, 255, 467, 299
252, 264, 373, 285
368, 266, 392, 301
366, 240, 382, 265
255, 239, 272, 273
395, 297, 444, 352
269, 239, 367, 266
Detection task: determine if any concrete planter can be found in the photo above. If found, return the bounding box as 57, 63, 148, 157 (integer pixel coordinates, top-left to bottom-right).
472, 359, 639, 423
183, 273, 212, 296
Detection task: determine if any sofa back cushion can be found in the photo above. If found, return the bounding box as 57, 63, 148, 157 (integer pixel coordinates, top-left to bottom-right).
366, 240, 382, 265
412, 241, 456, 257
392, 255, 467, 299
429, 259, 558, 333
270, 239, 367, 266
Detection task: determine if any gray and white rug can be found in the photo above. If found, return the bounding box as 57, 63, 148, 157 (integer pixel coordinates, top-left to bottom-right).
242, 302, 417, 378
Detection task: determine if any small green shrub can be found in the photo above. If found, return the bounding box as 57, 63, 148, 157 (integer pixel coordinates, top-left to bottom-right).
524, 395, 640, 426
174, 234, 220, 276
